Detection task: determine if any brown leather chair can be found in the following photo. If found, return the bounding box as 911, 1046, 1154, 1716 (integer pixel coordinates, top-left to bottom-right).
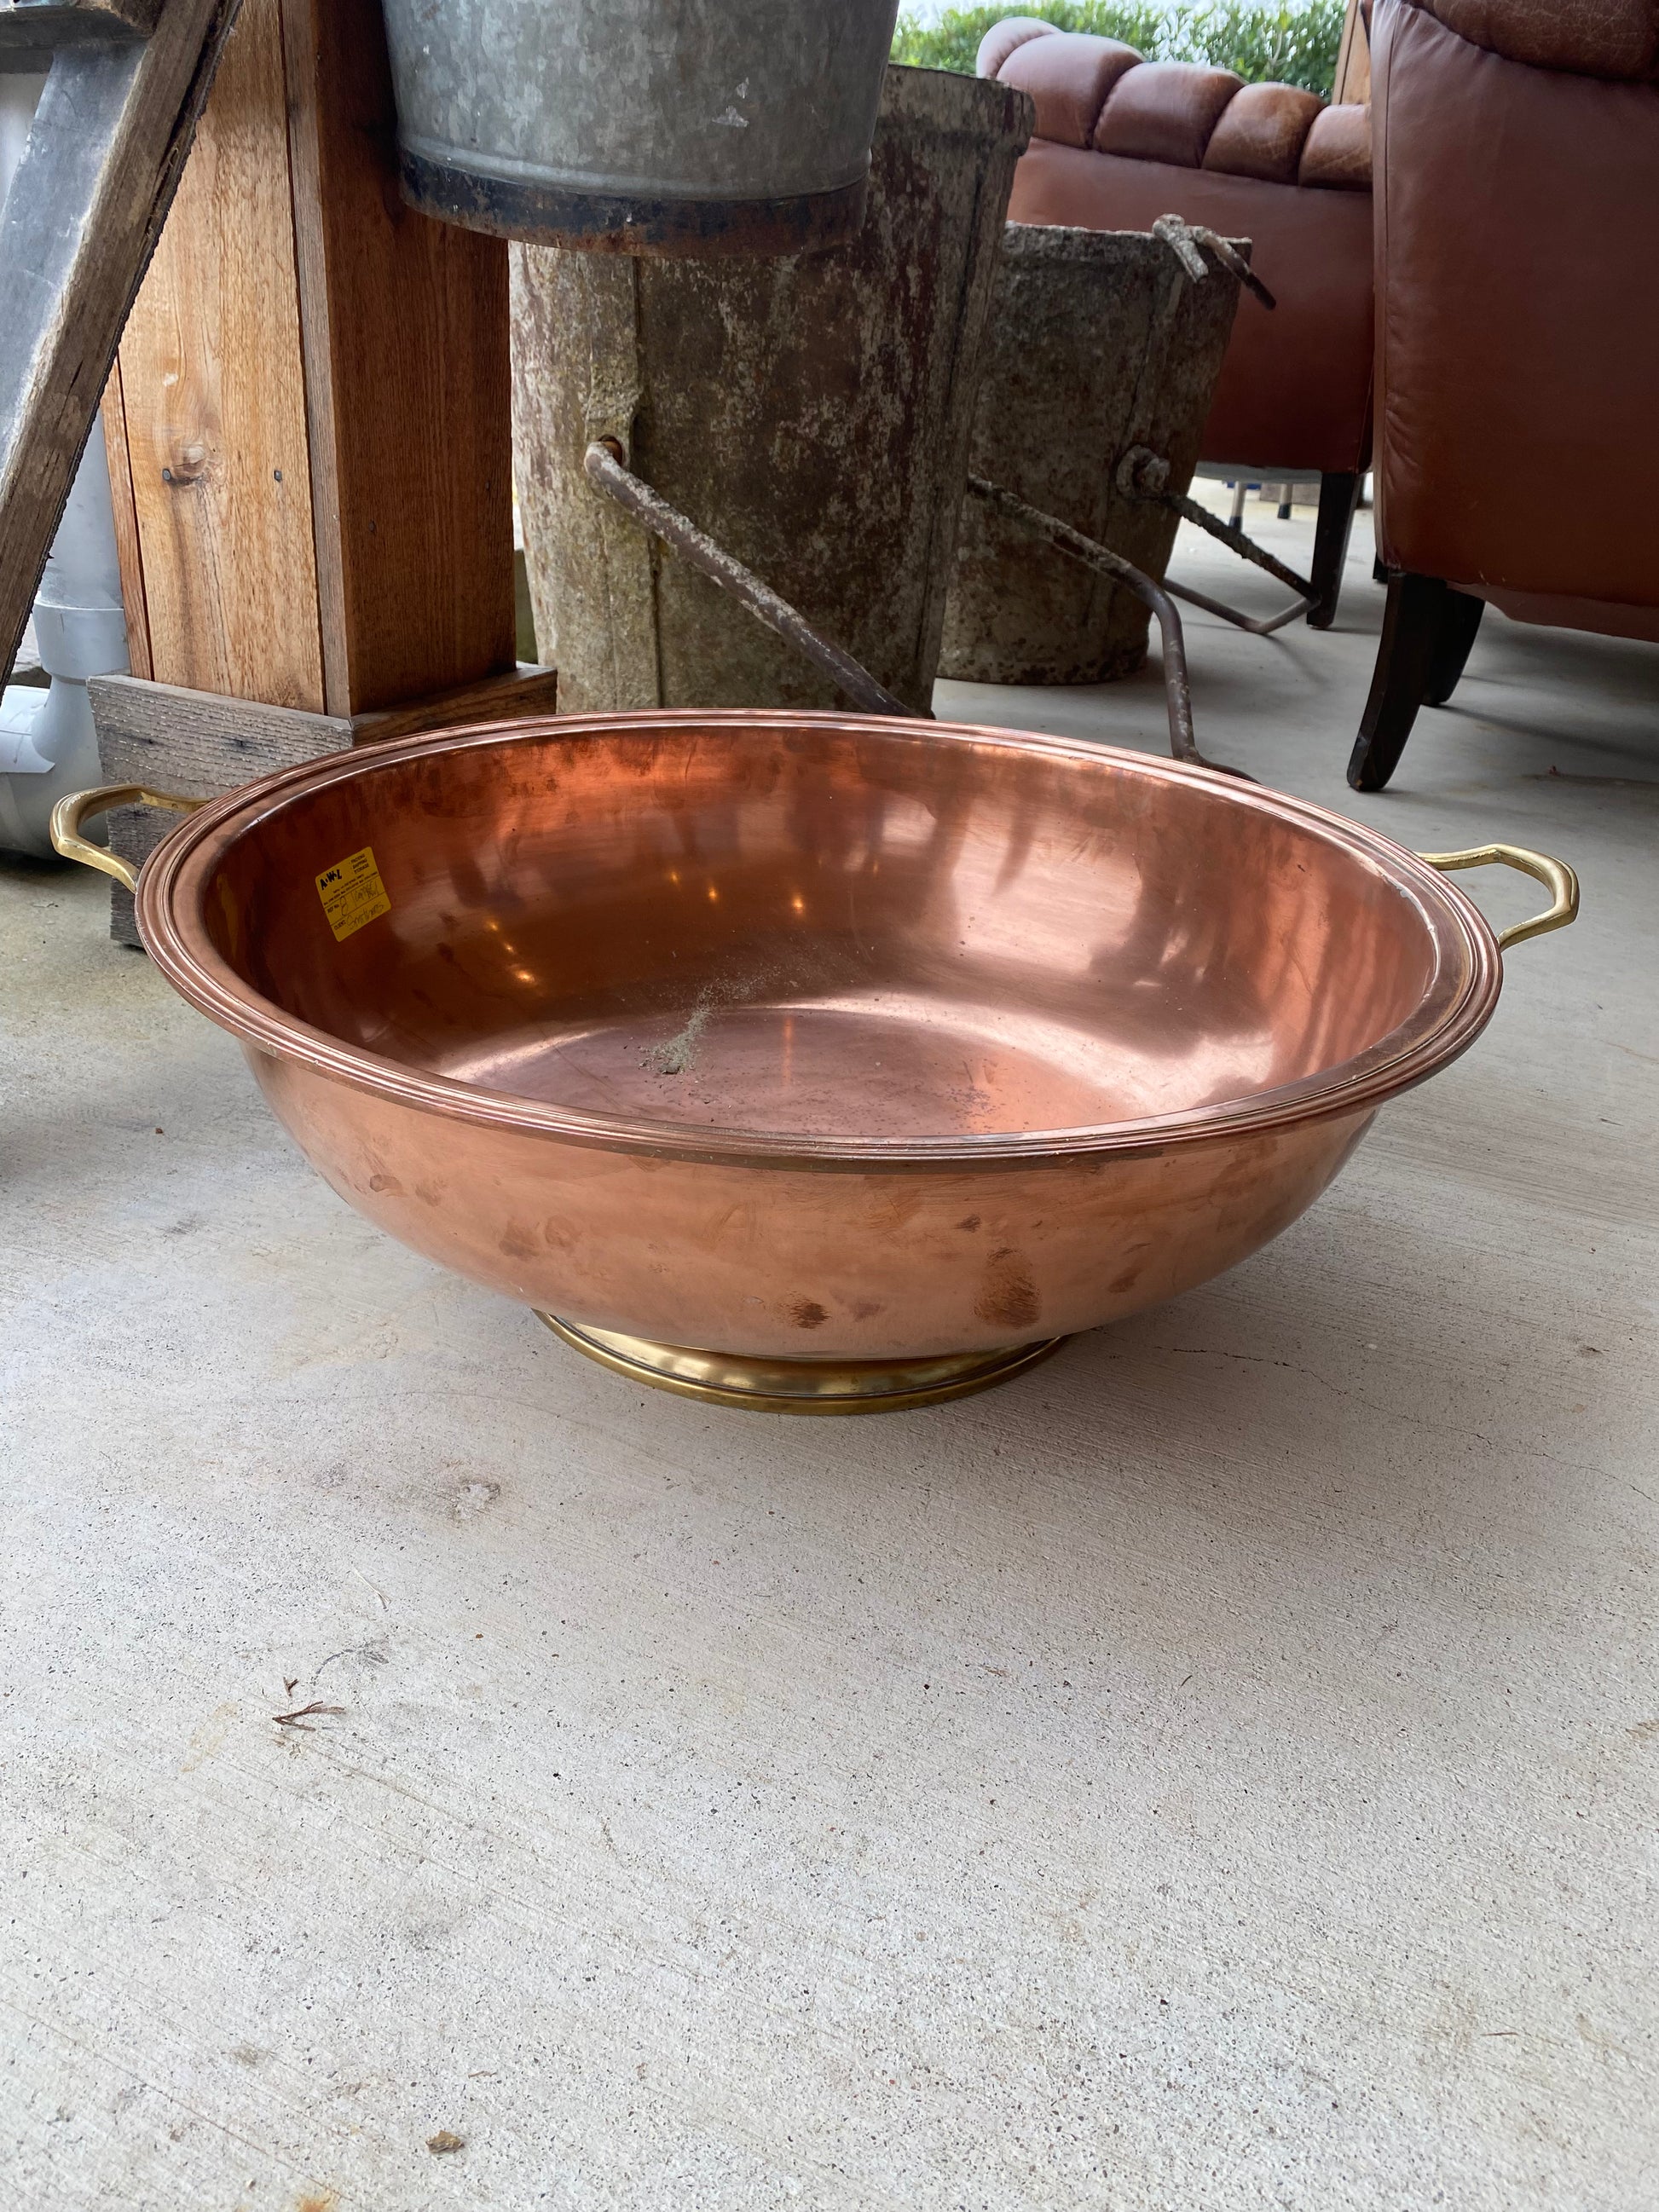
978, 19, 1374, 625
1350, 0, 1659, 787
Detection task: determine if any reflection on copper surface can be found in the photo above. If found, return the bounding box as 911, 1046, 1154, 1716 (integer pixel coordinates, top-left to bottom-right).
135, 711, 1504, 1362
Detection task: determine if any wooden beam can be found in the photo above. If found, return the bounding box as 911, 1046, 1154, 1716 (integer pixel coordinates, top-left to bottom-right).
90, 667, 347, 943
90, 668, 349, 783
0, 0, 240, 686
90, 662, 558, 941
102, 0, 517, 719
348, 662, 558, 746
99, 358, 153, 679
278, 0, 516, 716
0, 2, 160, 56
1332, 0, 1371, 106
111, 0, 326, 707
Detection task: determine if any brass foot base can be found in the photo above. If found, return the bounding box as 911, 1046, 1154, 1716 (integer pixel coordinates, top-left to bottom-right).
535, 1314, 1065, 1414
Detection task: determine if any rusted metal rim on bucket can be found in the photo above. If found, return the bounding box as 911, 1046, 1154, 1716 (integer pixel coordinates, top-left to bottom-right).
537, 1313, 1066, 1413
400, 152, 870, 257
136, 710, 1505, 1170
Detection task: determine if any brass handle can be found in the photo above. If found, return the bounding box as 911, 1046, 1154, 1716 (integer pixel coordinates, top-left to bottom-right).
49, 783, 206, 894
1419, 843, 1580, 950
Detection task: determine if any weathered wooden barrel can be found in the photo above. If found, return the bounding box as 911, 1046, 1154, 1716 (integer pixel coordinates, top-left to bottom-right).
939, 223, 1240, 685
510, 65, 1032, 716
384, 0, 905, 257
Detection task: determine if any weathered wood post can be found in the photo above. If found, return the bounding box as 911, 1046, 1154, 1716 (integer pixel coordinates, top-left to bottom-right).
511, 66, 1034, 716
939, 222, 1241, 685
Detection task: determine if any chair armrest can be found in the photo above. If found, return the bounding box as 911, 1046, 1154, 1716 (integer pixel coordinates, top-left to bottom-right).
1416, 0, 1658, 80
1373, 0, 1659, 602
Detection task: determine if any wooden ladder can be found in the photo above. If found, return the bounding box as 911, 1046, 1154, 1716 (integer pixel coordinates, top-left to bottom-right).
0, 0, 240, 685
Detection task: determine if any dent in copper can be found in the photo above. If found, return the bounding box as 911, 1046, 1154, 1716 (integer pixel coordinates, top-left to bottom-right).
136, 711, 1501, 1362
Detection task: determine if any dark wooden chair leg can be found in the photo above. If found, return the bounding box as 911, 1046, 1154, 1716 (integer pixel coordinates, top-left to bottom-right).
1425, 587, 1485, 705
1347, 570, 1455, 790
1306, 471, 1361, 629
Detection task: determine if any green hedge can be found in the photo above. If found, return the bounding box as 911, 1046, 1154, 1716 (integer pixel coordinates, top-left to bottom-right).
891, 3, 1346, 97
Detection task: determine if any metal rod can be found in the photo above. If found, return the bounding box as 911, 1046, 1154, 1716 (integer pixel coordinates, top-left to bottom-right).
1151, 215, 1277, 311
582, 440, 915, 719
1161, 487, 1315, 601
1116, 450, 1315, 634
1161, 573, 1313, 636
967, 475, 1247, 779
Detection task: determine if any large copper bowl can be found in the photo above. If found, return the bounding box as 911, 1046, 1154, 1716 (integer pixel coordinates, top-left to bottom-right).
59, 711, 1576, 1412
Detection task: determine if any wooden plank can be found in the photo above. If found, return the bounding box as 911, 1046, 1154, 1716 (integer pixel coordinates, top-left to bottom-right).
98, 358, 153, 679
0, 0, 238, 688
90, 667, 349, 778
89, 663, 558, 942
278, 0, 516, 716
1332, 0, 1371, 105
90, 669, 350, 942
348, 661, 558, 745
112, 0, 325, 709
0, 1, 159, 55
273, 0, 347, 713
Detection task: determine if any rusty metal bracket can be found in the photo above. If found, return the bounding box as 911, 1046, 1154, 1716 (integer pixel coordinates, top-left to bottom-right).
582, 440, 916, 719
586, 439, 1249, 775
1152, 216, 1277, 312
1116, 445, 1315, 635
967, 476, 1247, 779
1136, 227, 1306, 634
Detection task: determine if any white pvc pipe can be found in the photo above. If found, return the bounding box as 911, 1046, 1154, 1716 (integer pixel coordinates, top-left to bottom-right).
0, 65, 44, 182
1, 66, 132, 859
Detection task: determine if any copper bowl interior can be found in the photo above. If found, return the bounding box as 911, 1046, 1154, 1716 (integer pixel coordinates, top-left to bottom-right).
174, 716, 1477, 1152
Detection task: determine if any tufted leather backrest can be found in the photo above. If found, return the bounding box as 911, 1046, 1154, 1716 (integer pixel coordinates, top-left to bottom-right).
976, 27, 1143, 144
1095, 60, 1246, 165
978, 19, 1371, 189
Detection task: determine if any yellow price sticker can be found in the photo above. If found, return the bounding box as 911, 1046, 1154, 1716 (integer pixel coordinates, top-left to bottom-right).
316, 845, 390, 942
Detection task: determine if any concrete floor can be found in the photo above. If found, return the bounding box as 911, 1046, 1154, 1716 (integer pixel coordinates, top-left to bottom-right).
3, 507, 1656, 2210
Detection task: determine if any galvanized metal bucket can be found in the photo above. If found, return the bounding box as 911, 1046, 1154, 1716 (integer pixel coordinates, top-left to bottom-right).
511, 66, 1034, 714
939, 222, 1241, 685
384, 0, 905, 257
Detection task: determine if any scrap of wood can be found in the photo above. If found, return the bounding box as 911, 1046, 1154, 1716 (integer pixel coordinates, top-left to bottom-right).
89, 669, 350, 944
347, 661, 558, 745
0, 2, 161, 53
88, 664, 558, 946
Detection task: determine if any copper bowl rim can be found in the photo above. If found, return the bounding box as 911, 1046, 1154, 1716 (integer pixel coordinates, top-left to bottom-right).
136, 709, 1502, 1168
